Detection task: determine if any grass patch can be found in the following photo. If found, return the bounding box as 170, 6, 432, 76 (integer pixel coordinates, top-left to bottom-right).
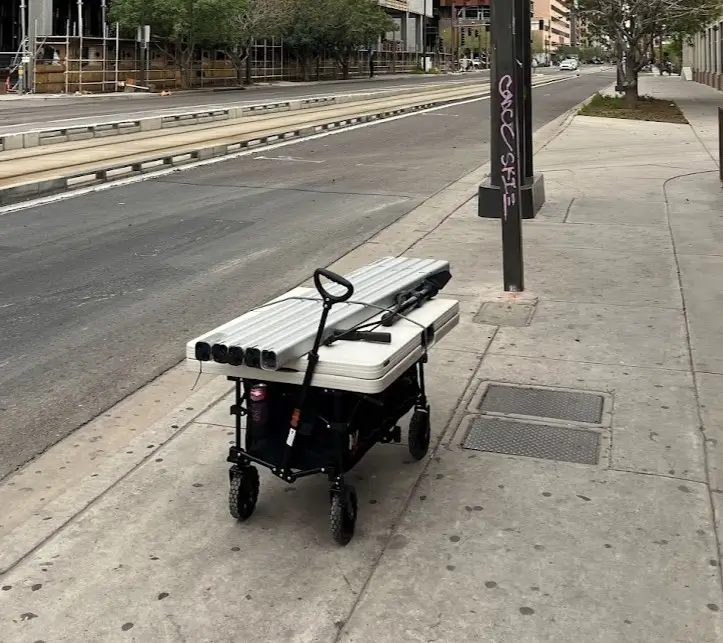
578, 92, 688, 124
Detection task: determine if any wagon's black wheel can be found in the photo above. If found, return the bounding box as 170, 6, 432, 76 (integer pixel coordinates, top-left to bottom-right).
408, 408, 431, 461
330, 485, 358, 546
229, 465, 259, 521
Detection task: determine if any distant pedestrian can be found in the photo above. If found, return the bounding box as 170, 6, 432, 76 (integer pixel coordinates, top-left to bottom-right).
368, 49, 375, 78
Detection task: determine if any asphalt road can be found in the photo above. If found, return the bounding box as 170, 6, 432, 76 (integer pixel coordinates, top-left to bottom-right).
0, 66, 585, 133
0, 71, 615, 480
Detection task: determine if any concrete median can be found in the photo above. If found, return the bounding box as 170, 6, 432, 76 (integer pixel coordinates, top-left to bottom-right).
0, 82, 487, 153
0, 75, 574, 207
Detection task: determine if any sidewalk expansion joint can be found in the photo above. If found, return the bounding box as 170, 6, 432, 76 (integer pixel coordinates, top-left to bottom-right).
542, 298, 681, 311
332, 327, 499, 642
663, 168, 723, 597
485, 351, 690, 373
609, 468, 710, 486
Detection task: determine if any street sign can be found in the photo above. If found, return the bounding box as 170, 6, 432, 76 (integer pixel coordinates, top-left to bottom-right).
21, 56, 30, 64
136, 25, 151, 45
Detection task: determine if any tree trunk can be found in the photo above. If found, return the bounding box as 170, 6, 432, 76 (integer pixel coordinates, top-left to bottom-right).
175, 41, 194, 89
300, 55, 311, 81
340, 52, 350, 79
624, 54, 638, 108
245, 54, 252, 85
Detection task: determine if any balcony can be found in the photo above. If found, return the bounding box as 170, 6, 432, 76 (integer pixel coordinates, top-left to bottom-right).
378, 0, 409, 10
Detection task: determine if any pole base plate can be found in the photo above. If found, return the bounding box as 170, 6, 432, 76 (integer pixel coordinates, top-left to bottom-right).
477, 173, 546, 220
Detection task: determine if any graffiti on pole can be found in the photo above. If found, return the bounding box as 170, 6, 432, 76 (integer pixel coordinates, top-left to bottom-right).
498, 74, 518, 221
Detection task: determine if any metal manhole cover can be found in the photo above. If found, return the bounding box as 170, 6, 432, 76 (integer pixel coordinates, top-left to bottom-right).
479, 384, 604, 425
462, 416, 600, 465
474, 301, 536, 327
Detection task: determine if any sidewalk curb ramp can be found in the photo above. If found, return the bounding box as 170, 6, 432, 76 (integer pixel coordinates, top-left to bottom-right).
0, 76, 573, 207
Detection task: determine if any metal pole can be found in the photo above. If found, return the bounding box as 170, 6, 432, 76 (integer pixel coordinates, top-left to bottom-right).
423, 0, 427, 71
32, 18, 37, 93
19, 0, 28, 93
451, 3, 456, 69
140, 36, 146, 88
101, 0, 107, 92
515, 0, 533, 180
78, 0, 84, 93
490, 0, 524, 291
114, 22, 119, 92
65, 19, 70, 94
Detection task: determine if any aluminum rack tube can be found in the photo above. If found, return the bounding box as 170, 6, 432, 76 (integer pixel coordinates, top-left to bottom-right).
251, 259, 448, 366
215, 258, 431, 359
235, 259, 448, 365
260, 260, 450, 370
211, 260, 408, 366
213, 257, 407, 353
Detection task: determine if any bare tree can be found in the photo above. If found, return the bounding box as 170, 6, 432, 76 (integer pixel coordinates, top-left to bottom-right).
576, 0, 722, 105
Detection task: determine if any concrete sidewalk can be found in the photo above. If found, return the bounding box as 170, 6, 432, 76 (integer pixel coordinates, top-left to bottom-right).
1, 79, 722, 642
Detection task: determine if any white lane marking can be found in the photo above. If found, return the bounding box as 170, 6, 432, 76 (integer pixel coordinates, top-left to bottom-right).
211, 247, 278, 274
0, 76, 578, 216
253, 155, 325, 164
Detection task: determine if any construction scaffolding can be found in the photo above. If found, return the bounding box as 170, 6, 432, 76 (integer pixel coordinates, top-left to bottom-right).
10, 0, 451, 94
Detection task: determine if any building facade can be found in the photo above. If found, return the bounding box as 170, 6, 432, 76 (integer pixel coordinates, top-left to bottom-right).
379, 0, 434, 53
533, 0, 571, 50
682, 18, 723, 91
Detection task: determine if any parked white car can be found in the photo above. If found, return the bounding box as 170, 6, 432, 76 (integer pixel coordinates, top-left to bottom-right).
559, 58, 579, 71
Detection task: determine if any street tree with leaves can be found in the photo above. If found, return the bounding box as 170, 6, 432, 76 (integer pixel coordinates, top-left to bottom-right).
282, 0, 394, 81
109, 0, 222, 88
280, 0, 329, 81
325, 0, 395, 79
210, 0, 291, 85
576, 0, 722, 105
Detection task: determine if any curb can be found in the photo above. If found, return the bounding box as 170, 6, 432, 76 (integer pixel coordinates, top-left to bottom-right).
0, 372, 233, 576
0, 76, 572, 208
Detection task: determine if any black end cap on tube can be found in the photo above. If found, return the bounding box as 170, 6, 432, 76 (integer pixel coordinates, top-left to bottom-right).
245, 348, 261, 368
195, 342, 212, 361
228, 346, 245, 366
211, 344, 229, 363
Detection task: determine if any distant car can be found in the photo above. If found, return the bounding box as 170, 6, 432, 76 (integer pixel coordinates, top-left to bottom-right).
558, 58, 579, 71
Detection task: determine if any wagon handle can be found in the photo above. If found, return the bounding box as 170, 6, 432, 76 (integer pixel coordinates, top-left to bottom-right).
313, 268, 354, 304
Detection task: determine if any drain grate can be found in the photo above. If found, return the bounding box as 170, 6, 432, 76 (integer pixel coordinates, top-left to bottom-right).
478, 384, 604, 425
463, 416, 600, 465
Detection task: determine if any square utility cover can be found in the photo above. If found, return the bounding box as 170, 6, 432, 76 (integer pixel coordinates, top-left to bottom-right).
478, 384, 605, 425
